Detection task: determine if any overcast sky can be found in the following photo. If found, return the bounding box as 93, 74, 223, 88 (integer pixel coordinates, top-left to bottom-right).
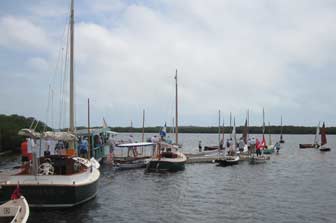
1, 0, 336, 128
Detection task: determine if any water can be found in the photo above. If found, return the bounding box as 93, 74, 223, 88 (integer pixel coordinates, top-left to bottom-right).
2, 134, 336, 223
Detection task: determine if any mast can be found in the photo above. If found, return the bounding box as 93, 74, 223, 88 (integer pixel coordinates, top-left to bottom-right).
175, 69, 178, 145
229, 112, 232, 139
262, 108, 265, 136
268, 121, 272, 145
69, 0, 74, 133
218, 110, 221, 149
87, 98, 91, 159
142, 109, 145, 142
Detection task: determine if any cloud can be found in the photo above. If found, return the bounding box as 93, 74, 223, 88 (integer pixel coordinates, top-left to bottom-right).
1, 0, 336, 127
0, 16, 50, 51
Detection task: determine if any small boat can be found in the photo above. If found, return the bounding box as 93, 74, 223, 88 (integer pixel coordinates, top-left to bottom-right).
249, 155, 268, 164
279, 116, 285, 143
299, 143, 319, 149
0, 187, 29, 223
204, 146, 221, 151
145, 142, 186, 172
216, 118, 240, 167
217, 155, 240, 166
113, 142, 155, 170
299, 122, 320, 149
320, 122, 331, 152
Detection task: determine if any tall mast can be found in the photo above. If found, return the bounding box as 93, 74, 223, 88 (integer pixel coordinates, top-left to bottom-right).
87, 98, 91, 159
175, 69, 178, 145
218, 110, 221, 149
262, 108, 265, 137
142, 109, 145, 142
69, 0, 75, 134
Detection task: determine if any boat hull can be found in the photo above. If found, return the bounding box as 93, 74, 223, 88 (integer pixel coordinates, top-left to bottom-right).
217, 159, 239, 167
0, 179, 99, 208
146, 160, 185, 172
299, 144, 319, 149
262, 148, 274, 154
320, 147, 331, 152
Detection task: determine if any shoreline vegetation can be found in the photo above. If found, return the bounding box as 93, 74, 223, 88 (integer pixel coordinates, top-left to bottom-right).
1, 114, 335, 151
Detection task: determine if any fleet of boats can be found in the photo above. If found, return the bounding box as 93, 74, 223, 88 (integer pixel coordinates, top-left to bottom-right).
0, 1, 333, 222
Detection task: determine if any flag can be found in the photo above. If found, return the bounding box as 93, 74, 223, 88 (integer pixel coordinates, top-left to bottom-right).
102, 118, 108, 128
160, 122, 167, 137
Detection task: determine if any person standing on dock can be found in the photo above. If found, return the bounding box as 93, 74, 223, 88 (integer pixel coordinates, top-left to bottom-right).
198, 140, 202, 152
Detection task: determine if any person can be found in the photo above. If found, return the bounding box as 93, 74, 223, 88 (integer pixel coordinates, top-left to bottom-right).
226, 138, 230, 149
275, 141, 280, 153
128, 134, 135, 143
151, 135, 159, 143
45, 139, 52, 156
55, 141, 64, 155
80, 137, 89, 158
219, 138, 224, 150
21, 140, 29, 163
256, 138, 262, 156
239, 137, 244, 152
107, 135, 115, 161
198, 140, 202, 152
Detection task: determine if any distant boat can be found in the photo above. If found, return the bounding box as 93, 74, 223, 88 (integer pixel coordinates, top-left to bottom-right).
319, 122, 331, 152
299, 122, 320, 149
217, 118, 240, 166
279, 116, 285, 143
0, 187, 29, 223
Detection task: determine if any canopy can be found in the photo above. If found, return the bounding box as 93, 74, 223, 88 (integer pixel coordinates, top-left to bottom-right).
76, 128, 117, 136
42, 131, 76, 141
117, 142, 156, 147
18, 129, 41, 138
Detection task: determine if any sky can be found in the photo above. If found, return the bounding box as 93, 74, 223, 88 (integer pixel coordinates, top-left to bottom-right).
1, 0, 336, 128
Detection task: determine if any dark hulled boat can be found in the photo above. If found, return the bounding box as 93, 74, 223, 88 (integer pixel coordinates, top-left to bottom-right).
0, 156, 100, 208
145, 143, 186, 172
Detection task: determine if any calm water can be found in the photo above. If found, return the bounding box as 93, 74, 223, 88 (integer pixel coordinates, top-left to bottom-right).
2, 133, 336, 223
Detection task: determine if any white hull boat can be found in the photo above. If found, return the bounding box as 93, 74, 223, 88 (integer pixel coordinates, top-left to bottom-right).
0, 196, 29, 223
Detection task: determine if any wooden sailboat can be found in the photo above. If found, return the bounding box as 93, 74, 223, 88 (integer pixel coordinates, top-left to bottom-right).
217, 118, 240, 166
279, 116, 285, 143
145, 70, 186, 172
299, 122, 320, 149
319, 122, 331, 152
0, 0, 100, 208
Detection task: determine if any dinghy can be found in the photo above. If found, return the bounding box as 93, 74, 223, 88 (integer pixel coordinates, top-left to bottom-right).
299, 122, 320, 149
0, 187, 29, 223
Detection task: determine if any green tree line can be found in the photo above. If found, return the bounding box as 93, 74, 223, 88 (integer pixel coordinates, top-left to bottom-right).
1, 114, 335, 152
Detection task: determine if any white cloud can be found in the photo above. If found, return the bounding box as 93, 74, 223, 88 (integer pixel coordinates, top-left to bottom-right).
0, 16, 50, 51
1, 0, 336, 126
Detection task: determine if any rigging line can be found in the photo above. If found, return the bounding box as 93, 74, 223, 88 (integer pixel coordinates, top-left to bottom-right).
43, 85, 52, 132
59, 24, 70, 130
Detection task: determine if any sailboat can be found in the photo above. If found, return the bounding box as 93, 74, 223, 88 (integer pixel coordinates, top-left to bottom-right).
319, 122, 331, 152
217, 118, 240, 166
299, 122, 320, 149
0, 0, 100, 207
279, 116, 285, 143
145, 70, 186, 172
263, 122, 274, 154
